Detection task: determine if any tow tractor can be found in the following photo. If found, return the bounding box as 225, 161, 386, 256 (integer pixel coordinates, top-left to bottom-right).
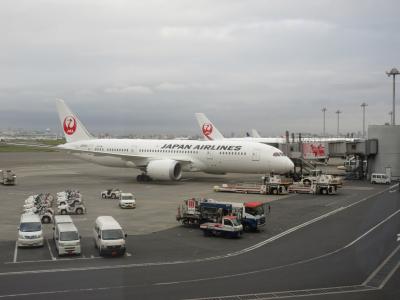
1, 170, 16, 185
101, 189, 122, 199
176, 198, 266, 231
213, 175, 292, 195
57, 201, 86, 215
200, 215, 243, 238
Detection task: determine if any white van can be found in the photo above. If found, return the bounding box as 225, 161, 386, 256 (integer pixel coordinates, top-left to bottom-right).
53, 215, 81, 256
17, 214, 44, 247
93, 216, 126, 256
371, 173, 391, 184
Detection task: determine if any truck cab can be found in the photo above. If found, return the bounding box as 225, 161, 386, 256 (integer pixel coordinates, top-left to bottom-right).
242, 202, 266, 231
200, 216, 243, 238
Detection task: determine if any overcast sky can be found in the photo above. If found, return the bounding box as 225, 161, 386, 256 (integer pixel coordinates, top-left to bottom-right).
0, 0, 399, 137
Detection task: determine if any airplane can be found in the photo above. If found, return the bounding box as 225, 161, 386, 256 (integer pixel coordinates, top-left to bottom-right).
55, 99, 294, 182
195, 113, 361, 144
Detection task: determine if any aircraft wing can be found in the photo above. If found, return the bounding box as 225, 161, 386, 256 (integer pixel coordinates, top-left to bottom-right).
56, 145, 193, 167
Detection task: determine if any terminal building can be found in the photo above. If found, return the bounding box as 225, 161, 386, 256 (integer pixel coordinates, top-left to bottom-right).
280, 125, 400, 181
367, 125, 400, 180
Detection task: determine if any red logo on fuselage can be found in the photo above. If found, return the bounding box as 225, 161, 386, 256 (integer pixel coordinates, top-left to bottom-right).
202, 123, 213, 139
63, 116, 77, 135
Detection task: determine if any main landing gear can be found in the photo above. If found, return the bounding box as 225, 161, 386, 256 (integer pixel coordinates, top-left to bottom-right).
137, 174, 152, 182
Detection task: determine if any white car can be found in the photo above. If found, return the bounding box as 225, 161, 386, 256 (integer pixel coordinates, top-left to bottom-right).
119, 193, 136, 209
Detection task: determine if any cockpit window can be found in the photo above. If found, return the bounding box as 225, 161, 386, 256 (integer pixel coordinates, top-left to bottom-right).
273, 152, 285, 157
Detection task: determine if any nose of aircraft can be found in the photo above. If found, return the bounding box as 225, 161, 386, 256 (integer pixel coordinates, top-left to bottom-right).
284, 157, 295, 172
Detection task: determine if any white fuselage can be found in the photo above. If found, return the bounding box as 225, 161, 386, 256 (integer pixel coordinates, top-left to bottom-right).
59, 139, 294, 175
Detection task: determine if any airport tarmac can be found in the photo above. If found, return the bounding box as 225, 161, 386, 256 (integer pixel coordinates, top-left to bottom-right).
0, 151, 399, 299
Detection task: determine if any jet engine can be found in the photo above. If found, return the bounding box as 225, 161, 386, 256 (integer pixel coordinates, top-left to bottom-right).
146, 159, 182, 181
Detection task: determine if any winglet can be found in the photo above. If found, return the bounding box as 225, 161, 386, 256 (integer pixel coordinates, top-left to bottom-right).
195, 113, 225, 141
56, 99, 93, 143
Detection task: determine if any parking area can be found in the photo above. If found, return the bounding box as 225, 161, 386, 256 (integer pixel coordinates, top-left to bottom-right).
0, 152, 391, 267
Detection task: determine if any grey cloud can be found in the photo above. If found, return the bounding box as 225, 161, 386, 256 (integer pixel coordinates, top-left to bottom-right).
0, 0, 399, 136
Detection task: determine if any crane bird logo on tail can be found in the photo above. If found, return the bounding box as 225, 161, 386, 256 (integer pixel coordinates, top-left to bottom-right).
202, 123, 213, 140
63, 116, 77, 135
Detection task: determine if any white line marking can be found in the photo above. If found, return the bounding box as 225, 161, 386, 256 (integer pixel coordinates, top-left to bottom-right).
4, 256, 103, 265
0, 184, 395, 275
13, 242, 18, 263
379, 259, 400, 289
345, 209, 400, 249
183, 286, 375, 300
46, 239, 56, 261
155, 208, 400, 286
363, 244, 400, 286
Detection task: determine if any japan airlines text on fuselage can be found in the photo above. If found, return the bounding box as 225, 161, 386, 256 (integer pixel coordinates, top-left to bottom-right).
56, 99, 294, 181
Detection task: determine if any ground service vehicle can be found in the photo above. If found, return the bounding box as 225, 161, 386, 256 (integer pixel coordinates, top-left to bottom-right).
371, 173, 391, 184
177, 198, 266, 231
57, 201, 86, 215
23, 194, 54, 224
101, 189, 122, 199
53, 216, 81, 256
214, 175, 292, 195
93, 216, 127, 256
200, 216, 243, 238
1, 169, 16, 185
57, 190, 82, 206
17, 214, 44, 247
119, 193, 136, 208
288, 174, 342, 195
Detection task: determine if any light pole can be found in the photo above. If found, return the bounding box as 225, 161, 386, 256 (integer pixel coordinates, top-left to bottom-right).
335, 110, 342, 136
361, 102, 367, 138
389, 111, 393, 124
386, 67, 400, 125
322, 107, 327, 136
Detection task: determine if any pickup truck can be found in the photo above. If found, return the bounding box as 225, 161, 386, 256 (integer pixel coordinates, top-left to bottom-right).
200, 216, 243, 238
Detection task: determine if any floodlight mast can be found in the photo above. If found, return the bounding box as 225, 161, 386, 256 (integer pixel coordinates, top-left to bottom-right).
322, 107, 327, 136
335, 110, 342, 136
386, 68, 400, 125
361, 102, 367, 138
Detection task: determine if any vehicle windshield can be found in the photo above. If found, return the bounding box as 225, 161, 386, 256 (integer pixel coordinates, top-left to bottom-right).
245, 205, 264, 216
121, 195, 134, 200
60, 231, 79, 241
20, 222, 41, 232
231, 218, 240, 226
102, 229, 124, 240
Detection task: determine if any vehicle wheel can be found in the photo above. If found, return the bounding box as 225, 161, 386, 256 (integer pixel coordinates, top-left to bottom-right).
304, 180, 311, 186
101, 194, 106, 199
321, 188, 327, 195
272, 188, 278, 195
111, 194, 116, 199
42, 216, 50, 224
76, 208, 83, 214
243, 224, 250, 232
60, 210, 67, 215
